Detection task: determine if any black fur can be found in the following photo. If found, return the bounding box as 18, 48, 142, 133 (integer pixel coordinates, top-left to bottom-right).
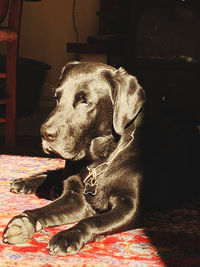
3, 61, 200, 256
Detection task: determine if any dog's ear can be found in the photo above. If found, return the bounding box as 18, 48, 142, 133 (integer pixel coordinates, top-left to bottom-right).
105, 67, 145, 135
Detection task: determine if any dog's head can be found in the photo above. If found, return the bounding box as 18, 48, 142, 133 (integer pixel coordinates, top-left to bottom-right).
41, 61, 145, 160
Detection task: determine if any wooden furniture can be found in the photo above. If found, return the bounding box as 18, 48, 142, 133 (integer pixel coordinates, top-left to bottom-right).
123, 0, 200, 123
0, 0, 23, 147
123, 0, 200, 67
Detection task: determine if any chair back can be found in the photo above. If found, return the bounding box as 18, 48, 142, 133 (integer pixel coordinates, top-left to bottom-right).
0, 0, 9, 24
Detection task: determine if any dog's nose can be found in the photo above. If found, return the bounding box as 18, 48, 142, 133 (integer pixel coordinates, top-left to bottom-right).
40, 125, 58, 142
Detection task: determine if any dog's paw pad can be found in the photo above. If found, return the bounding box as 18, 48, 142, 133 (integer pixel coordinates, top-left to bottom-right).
2, 214, 35, 244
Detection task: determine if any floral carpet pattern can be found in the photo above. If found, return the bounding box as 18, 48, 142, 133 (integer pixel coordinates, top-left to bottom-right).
0, 154, 200, 267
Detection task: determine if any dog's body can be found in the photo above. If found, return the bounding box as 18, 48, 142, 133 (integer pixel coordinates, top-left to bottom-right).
3, 62, 200, 255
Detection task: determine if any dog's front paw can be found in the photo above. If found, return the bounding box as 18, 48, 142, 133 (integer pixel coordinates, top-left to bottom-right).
47, 229, 85, 256
10, 178, 37, 194
2, 214, 36, 244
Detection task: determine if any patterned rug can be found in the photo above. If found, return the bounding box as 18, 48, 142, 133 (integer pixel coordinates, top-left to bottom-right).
0, 154, 200, 267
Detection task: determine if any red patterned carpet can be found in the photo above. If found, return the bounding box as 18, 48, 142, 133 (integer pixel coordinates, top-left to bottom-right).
0, 154, 200, 267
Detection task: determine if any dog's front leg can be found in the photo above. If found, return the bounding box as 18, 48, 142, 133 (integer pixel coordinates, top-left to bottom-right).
2, 176, 95, 245
47, 195, 139, 255
10, 168, 65, 200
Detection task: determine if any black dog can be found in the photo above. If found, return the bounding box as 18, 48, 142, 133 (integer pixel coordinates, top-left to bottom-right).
3, 61, 200, 255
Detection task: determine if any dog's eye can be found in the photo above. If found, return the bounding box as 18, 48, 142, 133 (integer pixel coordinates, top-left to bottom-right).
74, 92, 87, 106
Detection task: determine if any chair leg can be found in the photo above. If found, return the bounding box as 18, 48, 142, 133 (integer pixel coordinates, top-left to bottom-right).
5, 40, 17, 147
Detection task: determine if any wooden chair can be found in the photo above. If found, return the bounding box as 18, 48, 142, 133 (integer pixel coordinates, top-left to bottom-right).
0, 0, 23, 147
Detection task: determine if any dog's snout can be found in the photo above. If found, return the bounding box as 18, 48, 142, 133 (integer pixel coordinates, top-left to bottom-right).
41, 125, 58, 142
